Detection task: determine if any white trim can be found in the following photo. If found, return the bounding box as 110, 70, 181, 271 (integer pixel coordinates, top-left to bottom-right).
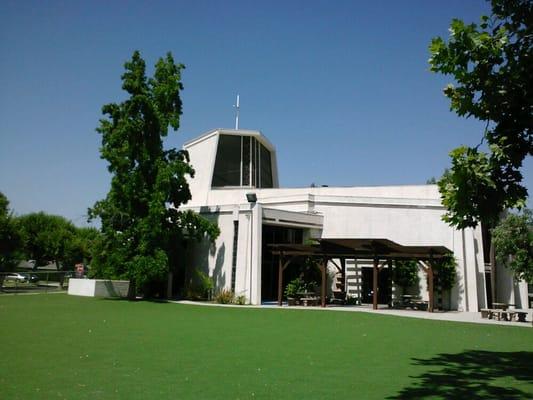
184, 128, 277, 154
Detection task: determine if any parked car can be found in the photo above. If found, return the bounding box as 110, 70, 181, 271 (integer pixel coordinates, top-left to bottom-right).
4, 273, 27, 283
21, 273, 39, 283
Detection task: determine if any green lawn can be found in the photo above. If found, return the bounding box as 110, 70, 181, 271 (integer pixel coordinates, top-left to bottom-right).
1, 294, 532, 399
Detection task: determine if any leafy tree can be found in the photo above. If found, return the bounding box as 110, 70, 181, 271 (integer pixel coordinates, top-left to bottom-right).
88, 51, 219, 297
433, 254, 457, 291
393, 260, 420, 290
430, 0, 532, 229
64, 227, 101, 268
0, 192, 21, 271
492, 209, 533, 283
16, 212, 76, 269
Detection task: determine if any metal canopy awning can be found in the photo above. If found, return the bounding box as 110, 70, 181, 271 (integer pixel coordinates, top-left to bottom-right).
268, 238, 453, 311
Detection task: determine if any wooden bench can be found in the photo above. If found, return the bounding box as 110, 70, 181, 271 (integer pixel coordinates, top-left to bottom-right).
495, 310, 517, 321
512, 309, 530, 323
481, 308, 530, 323
413, 300, 428, 311
301, 297, 319, 306
486, 309, 505, 320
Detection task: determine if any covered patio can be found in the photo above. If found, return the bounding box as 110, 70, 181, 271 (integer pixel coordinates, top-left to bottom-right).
269, 238, 452, 312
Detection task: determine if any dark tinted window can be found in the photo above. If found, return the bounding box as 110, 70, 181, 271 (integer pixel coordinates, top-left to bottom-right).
260, 143, 273, 188
212, 135, 241, 187
242, 136, 250, 186
251, 137, 257, 187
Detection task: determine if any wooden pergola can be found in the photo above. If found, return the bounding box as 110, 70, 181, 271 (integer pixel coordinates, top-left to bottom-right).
269, 238, 452, 312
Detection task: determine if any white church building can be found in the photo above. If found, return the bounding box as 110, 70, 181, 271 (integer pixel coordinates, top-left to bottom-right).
180, 128, 530, 311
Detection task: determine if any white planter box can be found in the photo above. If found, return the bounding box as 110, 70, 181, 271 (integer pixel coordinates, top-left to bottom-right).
68, 279, 130, 298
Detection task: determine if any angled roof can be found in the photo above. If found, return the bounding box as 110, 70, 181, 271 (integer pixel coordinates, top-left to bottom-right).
183, 128, 276, 152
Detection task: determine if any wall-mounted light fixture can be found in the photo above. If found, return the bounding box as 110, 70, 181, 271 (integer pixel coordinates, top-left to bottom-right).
246, 192, 257, 203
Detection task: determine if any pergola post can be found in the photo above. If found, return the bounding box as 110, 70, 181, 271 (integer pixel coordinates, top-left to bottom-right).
341, 257, 346, 302
321, 258, 327, 307
277, 252, 284, 306
373, 257, 379, 310
277, 253, 294, 306
427, 257, 435, 313
387, 259, 393, 307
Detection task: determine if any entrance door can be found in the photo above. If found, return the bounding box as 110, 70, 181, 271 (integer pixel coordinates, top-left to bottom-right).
261, 225, 303, 301
361, 266, 391, 304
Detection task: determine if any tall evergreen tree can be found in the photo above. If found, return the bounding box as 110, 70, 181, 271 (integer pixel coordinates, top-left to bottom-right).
89, 51, 219, 297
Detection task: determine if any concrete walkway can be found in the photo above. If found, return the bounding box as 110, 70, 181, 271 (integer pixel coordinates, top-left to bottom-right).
175, 300, 533, 328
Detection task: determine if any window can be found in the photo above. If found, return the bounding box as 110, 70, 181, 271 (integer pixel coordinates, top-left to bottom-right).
212, 135, 241, 186
211, 134, 273, 188
260, 143, 273, 188
242, 136, 250, 186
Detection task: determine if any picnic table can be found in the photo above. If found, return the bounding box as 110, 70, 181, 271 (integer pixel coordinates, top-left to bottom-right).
492, 302, 515, 310
399, 295, 428, 310
480, 307, 530, 323
297, 292, 319, 306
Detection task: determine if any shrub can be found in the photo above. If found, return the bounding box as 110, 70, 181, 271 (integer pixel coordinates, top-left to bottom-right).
284, 277, 305, 299
184, 269, 214, 300
393, 260, 420, 289
214, 289, 234, 304
233, 295, 246, 305
434, 254, 457, 290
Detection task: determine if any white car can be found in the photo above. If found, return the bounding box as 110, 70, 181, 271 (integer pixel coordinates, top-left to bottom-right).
4, 273, 27, 283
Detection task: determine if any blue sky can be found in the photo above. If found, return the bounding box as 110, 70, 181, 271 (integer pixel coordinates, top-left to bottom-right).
1, 0, 531, 226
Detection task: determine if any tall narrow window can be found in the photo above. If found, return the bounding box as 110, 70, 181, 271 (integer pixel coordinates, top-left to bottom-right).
260, 143, 273, 188
251, 137, 257, 187
211, 134, 274, 188
212, 135, 241, 187
242, 136, 250, 186
230, 221, 239, 292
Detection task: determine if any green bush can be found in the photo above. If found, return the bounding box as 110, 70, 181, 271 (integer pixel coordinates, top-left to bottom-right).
284, 277, 318, 299
284, 277, 305, 299
393, 260, 420, 289
234, 295, 246, 305
184, 269, 214, 300
434, 254, 457, 290
214, 289, 234, 304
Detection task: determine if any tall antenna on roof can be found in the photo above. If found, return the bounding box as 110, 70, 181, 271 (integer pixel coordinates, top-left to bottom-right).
234, 94, 240, 130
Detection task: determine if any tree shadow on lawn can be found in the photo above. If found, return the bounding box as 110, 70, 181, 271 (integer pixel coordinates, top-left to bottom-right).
388, 350, 533, 399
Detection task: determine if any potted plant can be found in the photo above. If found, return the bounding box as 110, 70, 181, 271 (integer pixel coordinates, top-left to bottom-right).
284, 277, 305, 306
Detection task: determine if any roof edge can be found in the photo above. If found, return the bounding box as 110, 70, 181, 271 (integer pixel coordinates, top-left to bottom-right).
183, 128, 276, 152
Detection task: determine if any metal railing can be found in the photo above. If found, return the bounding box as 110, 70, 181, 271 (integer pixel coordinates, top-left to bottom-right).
0, 271, 80, 294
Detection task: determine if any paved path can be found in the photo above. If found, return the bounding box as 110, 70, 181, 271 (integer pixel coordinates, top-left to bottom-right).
175, 300, 533, 328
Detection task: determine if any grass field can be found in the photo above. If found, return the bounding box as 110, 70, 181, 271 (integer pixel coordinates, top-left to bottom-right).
1, 294, 532, 399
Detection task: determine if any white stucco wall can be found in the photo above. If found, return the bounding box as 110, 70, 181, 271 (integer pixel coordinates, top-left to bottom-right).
68, 278, 95, 297
68, 279, 130, 298
182, 186, 488, 310
183, 133, 219, 205
180, 128, 526, 311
